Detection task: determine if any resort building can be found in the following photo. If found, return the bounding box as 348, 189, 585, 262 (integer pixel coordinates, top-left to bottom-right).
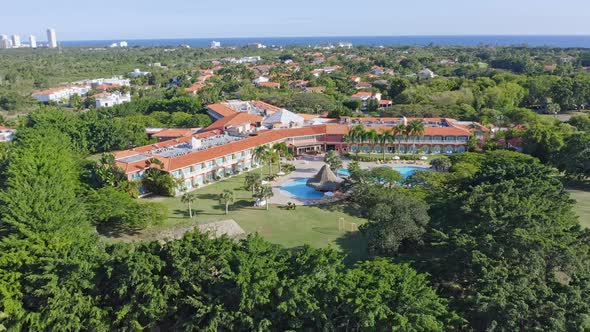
351, 92, 382, 110
0, 126, 15, 142
95, 91, 131, 108
114, 100, 487, 195
32, 85, 91, 103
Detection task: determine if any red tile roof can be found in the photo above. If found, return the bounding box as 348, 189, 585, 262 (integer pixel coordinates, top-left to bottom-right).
207, 103, 238, 117
185, 83, 206, 92
204, 112, 262, 131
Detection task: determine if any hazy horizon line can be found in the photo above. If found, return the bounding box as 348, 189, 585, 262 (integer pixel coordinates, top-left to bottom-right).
58, 33, 590, 42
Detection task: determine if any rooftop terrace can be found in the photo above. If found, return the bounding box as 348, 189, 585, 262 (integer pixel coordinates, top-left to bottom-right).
150, 134, 245, 159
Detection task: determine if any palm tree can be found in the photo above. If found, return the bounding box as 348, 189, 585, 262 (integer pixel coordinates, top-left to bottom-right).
254, 185, 274, 211
393, 123, 405, 154
408, 120, 425, 154
402, 124, 412, 154
181, 192, 197, 218
349, 124, 365, 157
244, 172, 262, 195
219, 189, 234, 215
378, 130, 394, 160
272, 142, 289, 175
363, 129, 379, 156
343, 132, 354, 154
253, 145, 270, 175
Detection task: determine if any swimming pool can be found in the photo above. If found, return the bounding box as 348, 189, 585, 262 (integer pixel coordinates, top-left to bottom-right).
337, 168, 350, 177
279, 178, 325, 199
394, 166, 426, 179
338, 166, 427, 179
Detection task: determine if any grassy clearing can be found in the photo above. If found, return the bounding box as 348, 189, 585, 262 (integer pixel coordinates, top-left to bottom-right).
568, 188, 590, 228
101, 169, 368, 262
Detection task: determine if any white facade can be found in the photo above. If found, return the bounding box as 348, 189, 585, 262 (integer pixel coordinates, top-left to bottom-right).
247, 42, 266, 49
0, 127, 15, 142
252, 76, 269, 85
129, 69, 150, 78
33, 85, 91, 103
47, 28, 57, 48
95, 92, 131, 108
11, 35, 21, 48
29, 35, 37, 48
0, 35, 10, 49
109, 41, 128, 48
74, 76, 131, 87
211, 41, 221, 48
418, 68, 435, 79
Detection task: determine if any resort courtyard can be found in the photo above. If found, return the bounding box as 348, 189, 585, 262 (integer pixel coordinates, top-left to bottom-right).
99, 156, 431, 262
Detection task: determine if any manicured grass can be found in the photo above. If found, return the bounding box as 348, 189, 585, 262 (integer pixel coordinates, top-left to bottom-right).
104, 169, 368, 262
569, 189, 590, 228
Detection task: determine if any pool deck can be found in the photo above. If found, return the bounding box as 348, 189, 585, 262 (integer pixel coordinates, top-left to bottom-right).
268, 155, 430, 206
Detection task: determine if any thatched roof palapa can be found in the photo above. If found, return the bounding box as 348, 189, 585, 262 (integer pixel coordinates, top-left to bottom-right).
306, 164, 343, 192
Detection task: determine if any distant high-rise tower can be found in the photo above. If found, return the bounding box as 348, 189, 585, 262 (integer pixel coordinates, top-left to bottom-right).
11, 34, 21, 48
47, 28, 57, 48
29, 35, 37, 48
0, 35, 10, 49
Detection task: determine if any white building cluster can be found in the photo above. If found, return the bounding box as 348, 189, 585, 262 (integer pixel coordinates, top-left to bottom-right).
95, 91, 131, 108
32, 76, 132, 106
129, 69, 151, 78
73, 76, 131, 87
32, 85, 91, 103
109, 41, 128, 48
223, 56, 261, 64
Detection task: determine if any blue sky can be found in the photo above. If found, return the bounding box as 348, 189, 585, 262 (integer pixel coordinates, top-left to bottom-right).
1, 0, 589, 41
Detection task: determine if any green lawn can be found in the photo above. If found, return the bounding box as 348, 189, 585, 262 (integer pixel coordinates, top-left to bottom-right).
102, 169, 368, 262
569, 189, 590, 228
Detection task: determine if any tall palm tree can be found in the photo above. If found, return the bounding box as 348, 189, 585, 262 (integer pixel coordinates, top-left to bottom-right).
363, 129, 379, 156
255, 185, 274, 211
253, 145, 270, 175
219, 189, 234, 215
393, 123, 405, 154
343, 132, 354, 155
272, 142, 289, 175
408, 120, 425, 154
402, 124, 412, 154
378, 130, 394, 160
349, 124, 365, 157
181, 192, 197, 218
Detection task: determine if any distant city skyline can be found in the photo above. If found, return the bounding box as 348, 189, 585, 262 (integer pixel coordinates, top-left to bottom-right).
1, 0, 589, 41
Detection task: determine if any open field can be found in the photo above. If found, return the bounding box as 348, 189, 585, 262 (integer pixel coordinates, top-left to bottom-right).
101, 168, 368, 262
569, 189, 590, 228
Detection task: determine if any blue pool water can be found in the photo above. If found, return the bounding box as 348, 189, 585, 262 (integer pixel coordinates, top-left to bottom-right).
395, 166, 426, 179
280, 178, 325, 199
337, 168, 350, 177
338, 166, 427, 179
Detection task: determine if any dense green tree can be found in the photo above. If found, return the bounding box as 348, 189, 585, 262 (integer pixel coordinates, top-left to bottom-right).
554, 132, 590, 179
569, 114, 590, 132
0, 128, 106, 330
430, 156, 452, 172
359, 187, 430, 255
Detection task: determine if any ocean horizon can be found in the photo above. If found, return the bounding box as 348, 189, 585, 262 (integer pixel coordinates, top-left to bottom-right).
59, 35, 590, 48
